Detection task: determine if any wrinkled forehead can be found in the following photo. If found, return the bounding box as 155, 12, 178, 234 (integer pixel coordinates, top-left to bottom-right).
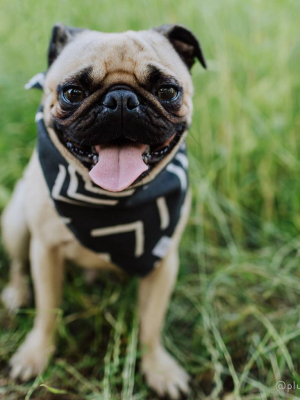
46, 30, 192, 90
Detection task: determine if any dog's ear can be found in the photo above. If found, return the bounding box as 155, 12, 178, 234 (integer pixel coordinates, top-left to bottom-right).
154, 24, 207, 70
48, 24, 85, 67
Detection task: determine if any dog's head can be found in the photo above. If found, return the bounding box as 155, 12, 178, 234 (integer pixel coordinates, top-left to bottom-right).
43, 24, 206, 192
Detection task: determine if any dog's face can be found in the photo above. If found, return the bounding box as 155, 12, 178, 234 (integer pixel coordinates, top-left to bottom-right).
43, 24, 206, 192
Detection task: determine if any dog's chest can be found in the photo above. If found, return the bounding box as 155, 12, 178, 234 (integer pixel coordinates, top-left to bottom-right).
37, 114, 189, 277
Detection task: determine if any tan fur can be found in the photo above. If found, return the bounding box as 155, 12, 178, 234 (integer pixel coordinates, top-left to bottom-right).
2, 28, 195, 399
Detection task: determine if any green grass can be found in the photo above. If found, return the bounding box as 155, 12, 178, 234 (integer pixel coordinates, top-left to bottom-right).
1, 0, 300, 398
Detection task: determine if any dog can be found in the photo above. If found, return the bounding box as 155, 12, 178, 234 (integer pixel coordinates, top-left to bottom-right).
1, 23, 206, 398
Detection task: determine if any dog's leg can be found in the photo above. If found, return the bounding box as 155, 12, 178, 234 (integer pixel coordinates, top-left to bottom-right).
139, 247, 190, 399
9, 238, 64, 381
1, 180, 30, 311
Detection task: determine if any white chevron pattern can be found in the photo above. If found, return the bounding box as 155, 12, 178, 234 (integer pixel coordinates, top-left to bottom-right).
91, 221, 145, 257
52, 164, 118, 206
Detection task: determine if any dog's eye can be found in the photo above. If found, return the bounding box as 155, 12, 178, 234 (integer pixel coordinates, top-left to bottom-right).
157, 86, 178, 102
63, 88, 85, 104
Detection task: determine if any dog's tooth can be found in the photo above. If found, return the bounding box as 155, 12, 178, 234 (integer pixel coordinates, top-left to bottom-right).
67, 142, 73, 149
151, 145, 170, 157
142, 154, 151, 164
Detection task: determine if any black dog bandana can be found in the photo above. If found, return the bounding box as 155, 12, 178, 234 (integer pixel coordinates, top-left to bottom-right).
30, 75, 189, 277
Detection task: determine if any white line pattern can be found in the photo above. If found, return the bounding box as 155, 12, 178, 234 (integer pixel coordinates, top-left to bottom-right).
25, 72, 45, 90
175, 153, 189, 169
152, 236, 173, 258
52, 165, 84, 205
156, 197, 170, 229
52, 165, 118, 206
35, 112, 44, 122
166, 163, 187, 190
91, 221, 145, 257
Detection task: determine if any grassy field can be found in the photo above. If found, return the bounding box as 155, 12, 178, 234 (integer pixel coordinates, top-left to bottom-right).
1, 0, 300, 399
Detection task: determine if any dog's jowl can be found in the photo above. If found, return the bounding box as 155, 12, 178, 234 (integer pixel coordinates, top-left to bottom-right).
1, 24, 206, 399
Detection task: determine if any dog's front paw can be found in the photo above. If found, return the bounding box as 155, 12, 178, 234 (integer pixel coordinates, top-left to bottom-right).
141, 345, 190, 399
9, 330, 54, 381
1, 281, 30, 312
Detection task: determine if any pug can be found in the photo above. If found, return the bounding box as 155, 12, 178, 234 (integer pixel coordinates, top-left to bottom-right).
1, 24, 206, 399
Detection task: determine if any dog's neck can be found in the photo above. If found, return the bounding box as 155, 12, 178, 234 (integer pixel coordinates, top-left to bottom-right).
35, 107, 189, 276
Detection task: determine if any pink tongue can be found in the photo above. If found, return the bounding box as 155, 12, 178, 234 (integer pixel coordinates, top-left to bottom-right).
89, 143, 148, 192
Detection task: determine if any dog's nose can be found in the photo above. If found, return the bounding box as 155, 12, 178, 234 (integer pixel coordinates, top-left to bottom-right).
103, 90, 139, 111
